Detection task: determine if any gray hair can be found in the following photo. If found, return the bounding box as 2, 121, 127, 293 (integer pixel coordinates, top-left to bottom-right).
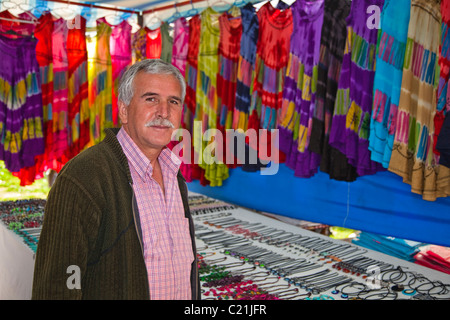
118, 59, 186, 106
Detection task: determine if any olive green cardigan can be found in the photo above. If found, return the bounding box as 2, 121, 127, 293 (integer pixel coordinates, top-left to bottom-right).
32, 128, 199, 300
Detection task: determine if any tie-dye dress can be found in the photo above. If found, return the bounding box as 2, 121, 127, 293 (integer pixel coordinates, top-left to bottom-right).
88, 19, 113, 145
0, 35, 44, 173
277, 0, 324, 178
172, 17, 190, 76
110, 19, 132, 126
328, 0, 385, 177
308, 0, 355, 181
369, 0, 411, 169
388, 0, 450, 200
195, 8, 229, 187
9, 12, 51, 185
217, 10, 242, 133
67, 15, 89, 159
249, 2, 293, 132
233, 3, 259, 132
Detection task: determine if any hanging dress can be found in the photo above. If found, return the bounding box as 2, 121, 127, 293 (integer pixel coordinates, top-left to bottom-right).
388, 0, 450, 201
8, 12, 50, 186
369, 0, 411, 169
146, 27, 162, 59
278, 0, 325, 178
89, 18, 113, 145
307, 0, 355, 181
328, 0, 385, 177
249, 2, 293, 132
183, 15, 201, 183
67, 15, 89, 160
196, 7, 229, 187
51, 18, 69, 165
172, 17, 190, 76
184, 15, 201, 133
0, 11, 36, 38
0, 34, 44, 173
233, 3, 259, 132
132, 27, 147, 64
160, 22, 173, 63
109, 19, 132, 126
434, 0, 450, 155
217, 9, 242, 134
168, 18, 191, 182
216, 9, 242, 169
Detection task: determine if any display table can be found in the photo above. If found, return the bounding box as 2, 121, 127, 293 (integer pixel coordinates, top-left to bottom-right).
189, 193, 450, 300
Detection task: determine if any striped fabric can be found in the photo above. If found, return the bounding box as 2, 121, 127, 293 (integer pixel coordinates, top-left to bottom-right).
117, 127, 193, 300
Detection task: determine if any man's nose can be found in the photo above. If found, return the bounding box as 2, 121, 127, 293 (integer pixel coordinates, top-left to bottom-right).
156, 99, 170, 118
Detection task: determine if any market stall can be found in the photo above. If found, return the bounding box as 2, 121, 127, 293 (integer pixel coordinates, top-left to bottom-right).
0, 0, 449, 300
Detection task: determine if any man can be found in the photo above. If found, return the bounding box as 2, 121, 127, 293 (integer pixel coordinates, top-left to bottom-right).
32, 59, 199, 300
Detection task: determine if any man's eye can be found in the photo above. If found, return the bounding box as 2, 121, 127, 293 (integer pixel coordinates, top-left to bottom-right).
170, 100, 180, 105
146, 97, 157, 102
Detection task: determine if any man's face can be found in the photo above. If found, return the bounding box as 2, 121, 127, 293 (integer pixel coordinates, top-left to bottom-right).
118, 71, 183, 156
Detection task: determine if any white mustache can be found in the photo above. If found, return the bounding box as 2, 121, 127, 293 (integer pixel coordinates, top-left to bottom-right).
144, 118, 175, 128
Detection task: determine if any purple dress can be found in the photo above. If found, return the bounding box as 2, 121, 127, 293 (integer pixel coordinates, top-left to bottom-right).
328, 0, 385, 177
278, 0, 324, 178
0, 35, 44, 172
308, 0, 355, 181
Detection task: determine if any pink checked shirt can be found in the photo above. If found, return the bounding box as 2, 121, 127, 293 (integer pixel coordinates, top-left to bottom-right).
117, 128, 194, 300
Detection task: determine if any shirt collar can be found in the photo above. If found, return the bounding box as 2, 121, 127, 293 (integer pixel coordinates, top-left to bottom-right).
117, 127, 181, 181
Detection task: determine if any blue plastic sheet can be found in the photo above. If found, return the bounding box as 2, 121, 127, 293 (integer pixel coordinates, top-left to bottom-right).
188, 164, 450, 247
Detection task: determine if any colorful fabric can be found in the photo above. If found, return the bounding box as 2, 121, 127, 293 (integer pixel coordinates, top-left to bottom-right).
67, 15, 89, 160
308, 0, 355, 181
168, 18, 190, 183
329, 0, 385, 177
433, 0, 450, 156
117, 128, 193, 300
0, 34, 44, 173
12, 12, 53, 186
369, 0, 411, 169
437, 0, 450, 116
195, 7, 229, 187
249, 2, 293, 132
160, 22, 173, 63
146, 27, 161, 59
132, 27, 147, 64
184, 15, 201, 132
172, 17, 190, 76
51, 18, 69, 163
182, 15, 201, 183
217, 9, 242, 133
278, 0, 324, 178
110, 20, 132, 126
88, 19, 113, 145
233, 3, 259, 132
0, 11, 36, 39
389, 0, 450, 201
216, 9, 242, 170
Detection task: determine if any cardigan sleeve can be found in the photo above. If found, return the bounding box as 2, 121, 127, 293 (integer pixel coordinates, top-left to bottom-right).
31, 174, 102, 300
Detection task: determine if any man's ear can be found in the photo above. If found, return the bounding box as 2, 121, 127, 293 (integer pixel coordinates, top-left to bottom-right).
118, 100, 128, 125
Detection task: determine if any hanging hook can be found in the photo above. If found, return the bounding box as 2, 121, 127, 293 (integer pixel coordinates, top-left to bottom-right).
186, 0, 199, 16
167, 1, 181, 23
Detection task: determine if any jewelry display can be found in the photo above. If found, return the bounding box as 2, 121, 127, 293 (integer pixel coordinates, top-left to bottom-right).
189, 193, 450, 300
